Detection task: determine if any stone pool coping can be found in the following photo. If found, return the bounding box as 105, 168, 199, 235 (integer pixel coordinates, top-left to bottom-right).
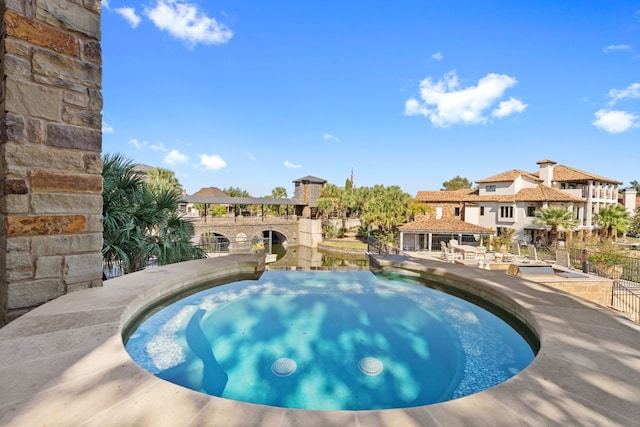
1, 254, 639, 426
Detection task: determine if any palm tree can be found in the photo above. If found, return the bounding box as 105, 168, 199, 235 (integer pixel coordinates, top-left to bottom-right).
594, 205, 630, 240
361, 185, 412, 239
534, 206, 578, 246
102, 153, 204, 275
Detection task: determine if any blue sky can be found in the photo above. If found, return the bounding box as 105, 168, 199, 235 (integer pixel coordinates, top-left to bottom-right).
101, 1, 640, 197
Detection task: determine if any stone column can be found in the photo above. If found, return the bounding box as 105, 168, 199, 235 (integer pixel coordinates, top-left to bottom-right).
1, 0, 102, 325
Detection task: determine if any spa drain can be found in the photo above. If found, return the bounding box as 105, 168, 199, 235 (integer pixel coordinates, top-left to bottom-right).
271, 358, 297, 376
358, 357, 383, 376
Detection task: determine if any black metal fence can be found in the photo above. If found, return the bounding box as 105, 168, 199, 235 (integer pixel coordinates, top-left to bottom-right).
367, 236, 405, 256
612, 280, 640, 324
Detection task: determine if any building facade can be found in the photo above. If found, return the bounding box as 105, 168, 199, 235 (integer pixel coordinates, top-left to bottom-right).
416, 160, 629, 246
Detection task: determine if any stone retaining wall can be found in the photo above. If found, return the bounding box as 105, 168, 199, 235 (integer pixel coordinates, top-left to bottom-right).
1, 0, 103, 325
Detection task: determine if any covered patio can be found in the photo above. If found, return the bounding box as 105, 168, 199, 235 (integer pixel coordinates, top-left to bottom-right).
399, 216, 494, 252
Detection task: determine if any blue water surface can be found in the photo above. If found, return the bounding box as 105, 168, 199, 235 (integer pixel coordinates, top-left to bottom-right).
125, 270, 534, 410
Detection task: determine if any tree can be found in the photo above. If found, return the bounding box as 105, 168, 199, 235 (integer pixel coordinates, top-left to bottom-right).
146, 167, 182, 196
630, 180, 640, 193
441, 176, 472, 191
629, 207, 640, 237
102, 153, 204, 275
594, 205, 630, 240
270, 186, 287, 198
533, 206, 578, 246
408, 199, 431, 220
361, 185, 412, 237
223, 186, 251, 215
315, 184, 343, 219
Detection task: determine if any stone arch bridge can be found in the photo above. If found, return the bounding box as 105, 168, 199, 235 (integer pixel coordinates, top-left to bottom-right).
192, 216, 301, 247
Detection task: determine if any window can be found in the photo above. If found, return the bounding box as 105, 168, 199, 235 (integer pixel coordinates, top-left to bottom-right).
480, 206, 485, 216
486, 185, 496, 192
454, 207, 460, 216
526, 206, 536, 217
500, 206, 513, 218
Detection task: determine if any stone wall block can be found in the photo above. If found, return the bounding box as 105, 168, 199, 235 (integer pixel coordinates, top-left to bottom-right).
1, 194, 30, 214
85, 214, 104, 233
3, 0, 25, 15
3, 54, 30, 79
1, 113, 26, 143
35, 255, 63, 278
88, 88, 103, 112
63, 90, 90, 108
46, 123, 101, 151
64, 253, 102, 284
27, 118, 45, 143
7, 236, 31, 252
5, 78, 62, 121
7, 215, 87, 237
83, 153, 102, 174
4, 38, 31, 58
2, 179, 29, 195
6, 251, 33, 281
62, 105, 102, 127
36, 0, 100, 39
82, 39, 101, 64
5, 143, 86, 170
33, 50, 101, 89
32, 233, 102, 257
31, 170, 102, 194
32, 193, 102, 214
7, 280, 65, 309
4, 11, 79, 56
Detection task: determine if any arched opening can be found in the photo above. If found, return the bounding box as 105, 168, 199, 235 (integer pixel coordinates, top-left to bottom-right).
199, 232, 231, 255
262, 229, 287, 259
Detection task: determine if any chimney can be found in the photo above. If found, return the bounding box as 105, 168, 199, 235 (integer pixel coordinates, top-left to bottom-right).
537, 160, 556, 187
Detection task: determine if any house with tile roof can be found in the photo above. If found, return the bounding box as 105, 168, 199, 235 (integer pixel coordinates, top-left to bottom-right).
410, 160, 627, 248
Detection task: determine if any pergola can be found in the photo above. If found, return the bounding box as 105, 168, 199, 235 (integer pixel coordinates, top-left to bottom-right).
180, 196, 303, 219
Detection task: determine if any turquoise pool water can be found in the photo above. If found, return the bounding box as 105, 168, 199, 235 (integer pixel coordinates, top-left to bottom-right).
125, 270, 534, 410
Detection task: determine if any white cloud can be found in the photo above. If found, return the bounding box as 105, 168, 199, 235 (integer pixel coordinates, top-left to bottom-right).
592, 109, 639, 133
404, 70, 524, 127
323, 133, 340, 142
243, 151, 256, 161
145, 0, 233, 47
128, 138, 147, 149
492, 97, 528, 118
603, 44, 631, 53
200, 154, 227, 170
150, 143, 168, 151
431, 52, 443, 61
607, 82, 640, 106
284, 160, 301, 169
115, 7, 142, 28
164, 149, 188, 165
102, 121, 114, 134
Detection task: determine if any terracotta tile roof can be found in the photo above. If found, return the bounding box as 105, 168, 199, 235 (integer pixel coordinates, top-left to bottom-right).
399, 216, 493, 233
462, 184, 584, 203
191, 187, 227, 197
531, 164, 622, 185
416, 188, 475, 202
475, 169, 541, 184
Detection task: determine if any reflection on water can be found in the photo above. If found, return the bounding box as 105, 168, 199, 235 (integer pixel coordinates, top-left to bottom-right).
270, 244, 368, 269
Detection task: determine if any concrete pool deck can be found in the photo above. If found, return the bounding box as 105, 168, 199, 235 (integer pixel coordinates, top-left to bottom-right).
1, 254, 639, 426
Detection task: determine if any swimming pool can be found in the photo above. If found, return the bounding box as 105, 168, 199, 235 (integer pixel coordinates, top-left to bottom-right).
125, 270, 535, 411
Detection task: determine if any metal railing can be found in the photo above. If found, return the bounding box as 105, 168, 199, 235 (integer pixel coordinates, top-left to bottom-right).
367, 236, 405, 256
612, 280, 640, 324
103, 237, 270, 279
562, 247, 640, 324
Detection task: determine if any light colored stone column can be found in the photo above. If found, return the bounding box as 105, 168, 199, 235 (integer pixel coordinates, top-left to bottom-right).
1, 0, 102, 325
